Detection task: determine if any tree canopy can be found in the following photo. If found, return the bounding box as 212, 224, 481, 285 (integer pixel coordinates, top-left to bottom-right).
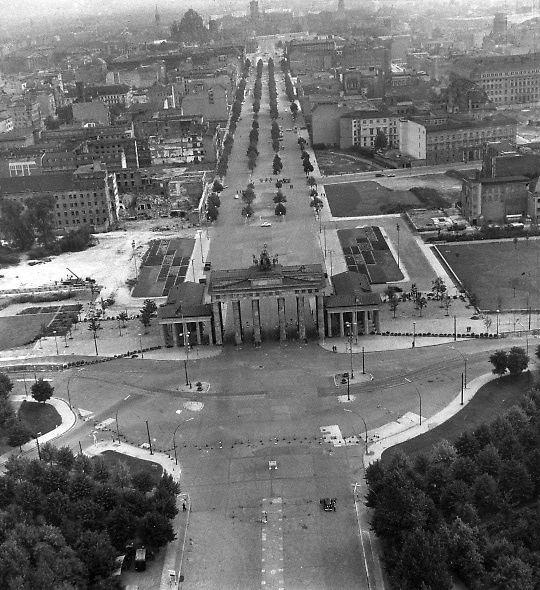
367, 386, 540, 589
0, 446, 179, 589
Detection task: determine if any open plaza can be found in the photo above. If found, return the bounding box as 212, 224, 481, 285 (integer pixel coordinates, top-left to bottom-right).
0, 43, 538, 590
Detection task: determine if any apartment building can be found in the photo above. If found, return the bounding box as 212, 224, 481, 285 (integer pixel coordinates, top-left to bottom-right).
0, 167, 120, 231
339, 108, 400, 150
451, 53, 540, 106
399, 114, 517, 165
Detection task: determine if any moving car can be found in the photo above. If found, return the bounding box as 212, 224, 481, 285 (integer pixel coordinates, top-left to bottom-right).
260, 222, 272, 227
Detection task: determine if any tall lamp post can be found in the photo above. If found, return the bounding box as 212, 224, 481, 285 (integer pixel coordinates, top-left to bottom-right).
496, 309, 500, 336
412, 322, 416, 348
451, 346, 467, 388
396, 223, 400, 269
345, 321, 354, 379
35, 432, 42, 460
172, 423, 182, 465
414, 386, 422, 425
53, 330, 59, 355
343, 408, 368, 446
138, 333, 144, 359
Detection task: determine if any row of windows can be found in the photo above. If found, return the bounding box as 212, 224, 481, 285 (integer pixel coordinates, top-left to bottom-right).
481, 69, 540, 78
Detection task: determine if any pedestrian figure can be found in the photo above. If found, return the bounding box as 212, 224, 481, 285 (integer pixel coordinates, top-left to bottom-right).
182, 502, 187, 512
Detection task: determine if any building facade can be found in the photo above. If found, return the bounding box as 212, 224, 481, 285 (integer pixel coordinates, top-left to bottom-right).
339, 109, 400, 150
0, 167, 120, 232
399, 114, 517, 165
451, 53, 540, 106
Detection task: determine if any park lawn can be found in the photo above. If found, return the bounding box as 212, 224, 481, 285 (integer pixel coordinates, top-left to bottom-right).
99, 450, 163, 485
17, 400, 62, 436
0, 313, 56, 351
438, 240, 540, 310
324, 181, 420, 217
381, 372, 535, 465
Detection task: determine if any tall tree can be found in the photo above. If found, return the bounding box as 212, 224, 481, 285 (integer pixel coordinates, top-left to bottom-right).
31, 379, 54, 404
374, 129, 388, 151
489, 350, 508, 376
0, 199, 34, 250
25, 195, 56, 246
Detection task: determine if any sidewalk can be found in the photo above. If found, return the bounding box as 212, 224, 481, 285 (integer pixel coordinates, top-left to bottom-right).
0, 394, 77, 468
364, 372, 497, 467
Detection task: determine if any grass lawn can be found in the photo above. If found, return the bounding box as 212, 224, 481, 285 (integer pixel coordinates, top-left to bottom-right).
0, 313, 56, 351
17, 400, 62, 436
99, 450, 163, 485
437, 240, 540, 310
324, 181, 420, 217
315, 149, 376, 175
381, 372, 535, 465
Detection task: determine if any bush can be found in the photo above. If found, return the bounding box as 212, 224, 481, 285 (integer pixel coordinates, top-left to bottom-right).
7, 421, 32, 447
0, 246, 20, 267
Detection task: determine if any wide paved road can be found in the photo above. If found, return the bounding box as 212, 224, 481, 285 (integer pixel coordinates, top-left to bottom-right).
322, 161, 479, 185
208, 57, 322, 270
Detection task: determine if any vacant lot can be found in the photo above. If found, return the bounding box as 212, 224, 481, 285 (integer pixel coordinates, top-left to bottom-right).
325, 181, 420, 217
315, 149, 378, 176
382, 372, 534, 465
0, 313, 56, 350
438, 240, 540, 310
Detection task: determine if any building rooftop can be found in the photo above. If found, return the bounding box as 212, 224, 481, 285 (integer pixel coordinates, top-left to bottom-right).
326, 271, 381, 308
0, 171, 106, 194
159, 281, 211, 319
413, 114, 517, 132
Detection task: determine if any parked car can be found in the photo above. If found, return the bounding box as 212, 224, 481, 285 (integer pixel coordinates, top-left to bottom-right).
320, 498, 337, 512
135, 548, 146, 572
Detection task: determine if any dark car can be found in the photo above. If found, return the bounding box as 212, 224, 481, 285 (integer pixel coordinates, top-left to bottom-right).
375, 173, 384, 177
204, 261, 211, 271
320, 497, 337, 511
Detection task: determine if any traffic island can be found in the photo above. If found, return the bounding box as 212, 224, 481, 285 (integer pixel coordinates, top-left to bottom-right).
177, 381, 210, 394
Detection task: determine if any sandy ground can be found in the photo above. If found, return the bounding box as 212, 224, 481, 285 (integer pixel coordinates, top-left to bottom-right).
0, 220, 201, 312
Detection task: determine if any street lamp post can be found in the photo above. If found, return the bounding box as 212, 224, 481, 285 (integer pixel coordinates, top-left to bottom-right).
132, 240, 138, 279
450, 346, 467, 388
414, 386, 422, 425
138, 333, 144, 359
461, 372, 464, 405
115, 411, 120, 441
172, 423, 183, 465
35, 432, 42, 460
53, 330, 59, 355
346, 322, 354, 379
343, 408, 368, 446
145, 420, 153, 455
412, 322, 416, 348
354, 297, 359, 344
396, 223, 400, 269
496, 309, 500, 336
362, 346, 365, 375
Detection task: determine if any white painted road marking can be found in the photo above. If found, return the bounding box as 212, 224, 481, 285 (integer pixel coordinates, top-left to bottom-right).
261, 497, 285, 589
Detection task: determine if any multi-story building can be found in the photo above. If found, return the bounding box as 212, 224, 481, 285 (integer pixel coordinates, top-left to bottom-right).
339, 42, 391, 79
0, 114, 14, 134
181, 82, 229, 123
286, 38, 336, 75
399, 114, 517, 165
450, 53, 540, 106
339, 108, 400, 150
0, 166, 120, 232
90, 84, 133, 108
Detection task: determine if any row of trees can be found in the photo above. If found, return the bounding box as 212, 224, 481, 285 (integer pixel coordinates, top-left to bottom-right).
271, 120, 281, 153
300, 145, 315, 176
0, 443, 179, 588
0, 197, 94, 256
279, 57, 299, 120
240, 182, 256, 220
216, 58, 250, 177
267, 58, 279, 121
247, 117, 260, 172
366, 384, 540, 589
252, 58, 263, 115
